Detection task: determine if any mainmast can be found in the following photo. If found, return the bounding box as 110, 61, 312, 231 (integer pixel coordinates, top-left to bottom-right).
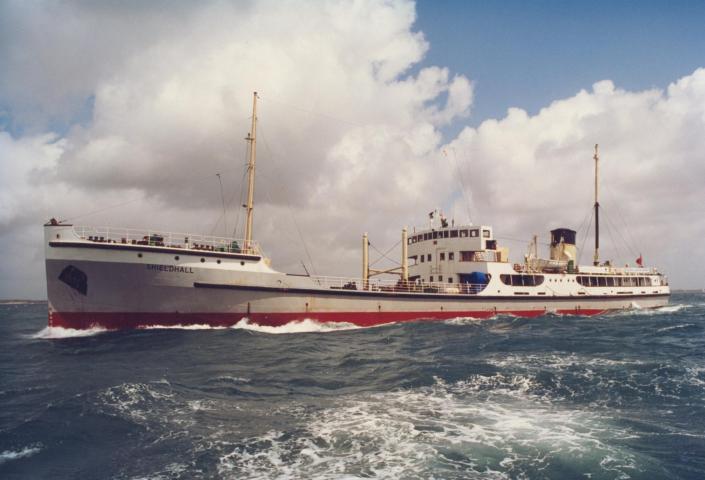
244, 92, 258, 251
593, 144, 600, 266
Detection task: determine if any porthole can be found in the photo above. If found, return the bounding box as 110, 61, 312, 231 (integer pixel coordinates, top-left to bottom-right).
56, 234, 61, 239
240, 261, 245, 266
138, 253, 143, 258
217, 259, 221, 264
174, 256, 180, 261
200, 258, 205, 263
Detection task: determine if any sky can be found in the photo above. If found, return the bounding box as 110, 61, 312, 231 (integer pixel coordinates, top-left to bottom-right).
1, 0, 704, 299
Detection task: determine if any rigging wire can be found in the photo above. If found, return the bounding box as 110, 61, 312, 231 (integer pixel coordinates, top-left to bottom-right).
577, 208, 594, 265
230, 139, 251, 239
369, 239, 402, 267
603, 180, 641, 255
210, 173, 228, 237
256, 122, 318, 275
602, 209, 623, 263
62, 114, 252, 224
443, 148, 474, 224
258, 93, 366, 128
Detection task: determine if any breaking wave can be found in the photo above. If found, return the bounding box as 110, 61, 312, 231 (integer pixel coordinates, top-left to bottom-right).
139, 323, 228, 330
231, 318, 361, 334
217, 376, 641, 479
29, 326, 110, 339
0, 445, 42, 465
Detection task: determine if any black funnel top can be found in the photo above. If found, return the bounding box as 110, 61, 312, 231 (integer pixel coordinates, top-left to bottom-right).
550, 228, 576, 246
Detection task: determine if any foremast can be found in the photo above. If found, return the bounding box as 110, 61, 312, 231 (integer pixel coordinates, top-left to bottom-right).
593, 144, 600, 266
244, 92, 259, 252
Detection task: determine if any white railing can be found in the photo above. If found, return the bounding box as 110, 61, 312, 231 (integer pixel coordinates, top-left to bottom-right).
305, 275, 489, 295
71, 225, 262, 256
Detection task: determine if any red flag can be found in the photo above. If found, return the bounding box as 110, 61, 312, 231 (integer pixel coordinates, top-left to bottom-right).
636, 254, 643, 266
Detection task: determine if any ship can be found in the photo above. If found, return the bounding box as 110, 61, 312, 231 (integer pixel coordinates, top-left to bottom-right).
44, 93, 670, 330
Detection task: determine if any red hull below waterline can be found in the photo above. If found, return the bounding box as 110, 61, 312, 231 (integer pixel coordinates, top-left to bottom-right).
48, 309, 609, 330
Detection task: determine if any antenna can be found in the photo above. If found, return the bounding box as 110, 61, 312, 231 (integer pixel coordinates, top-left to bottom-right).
216, 173, 227, 237
593, 144, 600, 266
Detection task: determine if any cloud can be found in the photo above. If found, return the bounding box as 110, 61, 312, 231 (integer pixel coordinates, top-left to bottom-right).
0, 0, 473, 298
447, 69, 705, 276
0, 1, 704, 299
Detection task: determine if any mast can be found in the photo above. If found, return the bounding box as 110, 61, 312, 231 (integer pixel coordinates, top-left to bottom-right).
244, 92, 258, 251
593, 144, 600, 266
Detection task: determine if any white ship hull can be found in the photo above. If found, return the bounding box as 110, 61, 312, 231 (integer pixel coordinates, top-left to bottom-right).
45, 223, 670, 330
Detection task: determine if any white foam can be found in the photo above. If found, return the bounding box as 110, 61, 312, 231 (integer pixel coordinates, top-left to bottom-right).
656, 304, 691, 313
0, 446, 42, 465
656, 323, 696, 333
231, 317, 361, 334
29, 325, 110, 339
139, 324, 228, 330
605, 303, 691, 318
444, 316, 487, 326
217, 376, 638, 478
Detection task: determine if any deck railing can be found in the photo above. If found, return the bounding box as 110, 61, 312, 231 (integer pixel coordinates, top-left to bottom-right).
71, 225, 262, 256
306, 275, 488, 295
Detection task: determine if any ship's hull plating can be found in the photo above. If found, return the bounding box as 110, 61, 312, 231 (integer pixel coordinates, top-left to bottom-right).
45, 253, 670, 330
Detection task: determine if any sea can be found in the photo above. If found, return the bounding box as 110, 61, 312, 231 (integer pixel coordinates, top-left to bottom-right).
1, 293, 704, 479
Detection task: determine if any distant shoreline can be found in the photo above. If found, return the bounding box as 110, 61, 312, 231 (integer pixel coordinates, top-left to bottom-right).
0, 300, 47, 305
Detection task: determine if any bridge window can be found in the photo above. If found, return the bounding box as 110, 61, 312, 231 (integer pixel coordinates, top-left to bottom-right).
460, 229, 468, 237
450, 230, 458, 238
460, 251, 473, 262
483, 229, 491, 238
440, 252, 445, 261
449, 252, 455, 261
470, 229, 478, 237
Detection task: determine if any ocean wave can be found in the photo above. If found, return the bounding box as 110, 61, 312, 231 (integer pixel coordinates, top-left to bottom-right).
139, 323, 228, 330
602, 303, 691, 318
231, 318, 361, 334
0, 445, 42, 465
656, 323, 697, 333
29, 325, 110, 339
217, 377, 638, 479
443, 316, 487, 326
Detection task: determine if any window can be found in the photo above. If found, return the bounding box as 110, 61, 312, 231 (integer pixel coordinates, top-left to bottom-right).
460, 251, 473, 262
470, 229, 478, 237
424, 233, 429, 241
450, 230, 458, 238
440, 252, 445, 261
598, 277, 607, 287
449, 252, 455, 261
421, 255, 425, 263
448, 277, 453, 283
443, 231, 449, 238
408, 238, 413, 245
430, 275, 434, 282
427, 253, 432, 262
460, 229, 469, 237
499, 274, 545, 286
432, 231, 438, 239
482, 229, 490, 238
